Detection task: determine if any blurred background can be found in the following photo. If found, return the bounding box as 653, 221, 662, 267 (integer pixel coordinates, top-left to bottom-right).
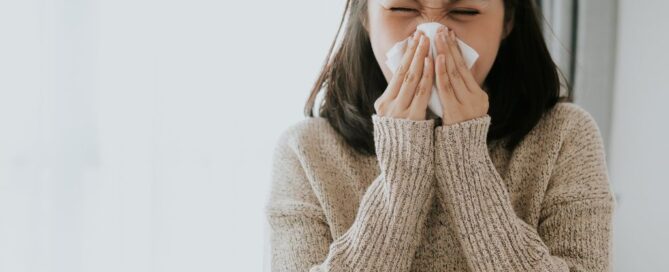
0, 0, 667, 271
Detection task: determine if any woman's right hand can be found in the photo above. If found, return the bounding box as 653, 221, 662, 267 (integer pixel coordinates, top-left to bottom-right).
374, 30, 434, 121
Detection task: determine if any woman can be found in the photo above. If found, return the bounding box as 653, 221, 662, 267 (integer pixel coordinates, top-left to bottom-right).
265, 0, 616, 271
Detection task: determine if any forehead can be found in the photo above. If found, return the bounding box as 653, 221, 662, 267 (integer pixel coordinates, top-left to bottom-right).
384, 0, 489, 4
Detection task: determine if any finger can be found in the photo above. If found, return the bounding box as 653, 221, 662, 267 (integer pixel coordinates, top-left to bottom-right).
409, 55, 434, 119
442, 30, 468, 103
435, 31, 458, 103
446, 29, 478, 92
435, 54, 458, 106
435, 26, 449, 57
385, 31, 421, 100
396, 33, 430, 109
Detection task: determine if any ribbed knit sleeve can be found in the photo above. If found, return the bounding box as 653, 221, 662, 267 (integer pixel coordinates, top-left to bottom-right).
265, 114, 436, 272
433, 113, 615, 271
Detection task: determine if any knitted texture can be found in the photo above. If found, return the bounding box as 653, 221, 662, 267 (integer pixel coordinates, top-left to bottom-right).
265, 102, 616, 272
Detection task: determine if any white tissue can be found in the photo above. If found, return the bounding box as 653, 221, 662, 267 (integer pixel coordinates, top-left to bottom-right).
384, 22, 479, 118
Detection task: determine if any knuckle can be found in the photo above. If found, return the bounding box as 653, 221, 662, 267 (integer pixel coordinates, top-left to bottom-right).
421, 68, 429, 78
438, 83, 450, 94
449, 69, 460, 80
456, 58, 466, 68
422, 86, 431, 96
404, 71, 417, 83
416, 86, 426, 96
438, 65, 448, 76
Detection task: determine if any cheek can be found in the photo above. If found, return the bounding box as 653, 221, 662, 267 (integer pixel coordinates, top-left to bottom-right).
470, 43, 500, 86
368, 32, 394, 83
367, 17, 417, 82
370, 31, 415, 83
460, 24, 504, 86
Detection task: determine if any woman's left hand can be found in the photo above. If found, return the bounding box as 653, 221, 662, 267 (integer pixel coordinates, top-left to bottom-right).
434, 26, 490, 126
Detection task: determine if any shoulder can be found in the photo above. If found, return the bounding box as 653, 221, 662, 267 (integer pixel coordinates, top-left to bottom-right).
543, 102, 600, 129
273, 117, 357, 165
506, 102, 607, 170
275, 117, 339, 153
532, 105, 615, 209
529, 102, 605, 147
270, 117, 373, 202
266, 118, 337, 219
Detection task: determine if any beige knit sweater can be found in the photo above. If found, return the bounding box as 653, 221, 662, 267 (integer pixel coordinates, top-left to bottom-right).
264, 102, 616, 271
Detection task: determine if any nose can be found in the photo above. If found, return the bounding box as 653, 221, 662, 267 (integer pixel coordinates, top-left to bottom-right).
418, 15, 452, 31
419, 7, 449, 24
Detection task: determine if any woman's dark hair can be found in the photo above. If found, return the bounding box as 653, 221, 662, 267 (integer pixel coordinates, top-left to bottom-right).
304, 0, 572, 156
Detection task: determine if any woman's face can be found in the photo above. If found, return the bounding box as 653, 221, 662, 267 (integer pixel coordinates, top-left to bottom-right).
365, 0, 510, 87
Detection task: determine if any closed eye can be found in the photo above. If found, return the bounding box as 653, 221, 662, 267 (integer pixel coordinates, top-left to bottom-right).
390, 7, 418, 13
450, 9, 480, 16
389, 8, 480, 16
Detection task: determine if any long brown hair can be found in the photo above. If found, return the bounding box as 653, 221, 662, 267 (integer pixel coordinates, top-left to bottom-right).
304, 0, 572, 156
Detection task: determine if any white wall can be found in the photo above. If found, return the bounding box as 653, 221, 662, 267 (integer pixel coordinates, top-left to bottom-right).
0, 0, 343, 271
609, 0, 669, 270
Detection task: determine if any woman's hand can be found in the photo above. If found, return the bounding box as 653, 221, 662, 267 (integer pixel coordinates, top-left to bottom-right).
374, 31, 434, 121
434, 26, 490, 126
